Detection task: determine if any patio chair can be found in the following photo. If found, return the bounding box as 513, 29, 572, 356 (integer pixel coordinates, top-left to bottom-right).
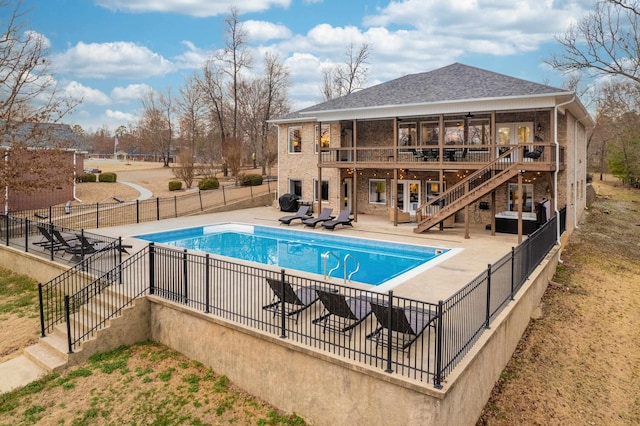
262, 277, 321, 323
75, 233, 132, 254
33, 225, 64, 252
51, 230, 96, 256
278, 205, 311, 225
366, 302, 437, 351
312, 290, 372, 337
303, 208, 334, 228
524, 146, 544, 160
322, 209, 354, 230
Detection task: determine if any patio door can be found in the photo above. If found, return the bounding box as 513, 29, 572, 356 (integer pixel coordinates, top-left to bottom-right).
496, 123, 533, 160
396, 180, 421, 215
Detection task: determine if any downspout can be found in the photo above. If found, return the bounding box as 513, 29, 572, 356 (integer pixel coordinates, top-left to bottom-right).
554, 96, 575, 260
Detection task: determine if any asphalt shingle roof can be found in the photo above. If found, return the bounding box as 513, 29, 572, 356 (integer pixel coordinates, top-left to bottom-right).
289, 63, 566, 118
1, 122, 81, 149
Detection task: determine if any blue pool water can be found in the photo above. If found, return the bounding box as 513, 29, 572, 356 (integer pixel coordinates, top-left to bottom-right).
135, 224, 449, 286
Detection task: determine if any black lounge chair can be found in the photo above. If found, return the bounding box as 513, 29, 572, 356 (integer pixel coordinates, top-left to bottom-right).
33, 225, 64, 252
312, 290, 372, 337
524, 146, 544, 160
366, 302, 437, 351
303, 208, 334, 228
262, 277, 320, 323
278, 205, 310, 225
52, 230, 100, 258
322, 209, 354, 230
75, 234, 131, 254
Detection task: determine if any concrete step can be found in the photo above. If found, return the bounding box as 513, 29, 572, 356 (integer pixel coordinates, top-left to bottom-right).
23, 343, 68, 373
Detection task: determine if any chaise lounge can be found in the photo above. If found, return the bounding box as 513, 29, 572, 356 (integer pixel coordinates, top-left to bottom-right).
278, 205, 310, 225
322, 209, 354, 230
303, 208, 334, 228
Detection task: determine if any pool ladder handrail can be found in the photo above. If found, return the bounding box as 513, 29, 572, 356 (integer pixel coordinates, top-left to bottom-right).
322, 251, 360, 283
343, 253, 360, 284
322, 251, 341, 280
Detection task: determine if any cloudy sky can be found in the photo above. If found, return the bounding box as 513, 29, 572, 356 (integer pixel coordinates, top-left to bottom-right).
19, 0, 595, 132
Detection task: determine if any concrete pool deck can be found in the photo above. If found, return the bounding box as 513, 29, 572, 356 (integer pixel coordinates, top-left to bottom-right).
95, 206, 532, 302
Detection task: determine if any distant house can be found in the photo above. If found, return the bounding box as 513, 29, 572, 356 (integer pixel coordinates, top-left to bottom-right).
1, 122, 84, 212
270, 63, 593, 239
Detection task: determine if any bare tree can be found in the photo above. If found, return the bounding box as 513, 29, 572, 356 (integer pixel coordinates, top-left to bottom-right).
545, 0, 640, 85
0, 0, 81, 210
197, 60, 227, 173
260, 52, 290, 174
139, 88, 174, 166
177, 73, 205, 158
320, 42, 371, 101
173, 148, 196, 189
218, 7, 252, 139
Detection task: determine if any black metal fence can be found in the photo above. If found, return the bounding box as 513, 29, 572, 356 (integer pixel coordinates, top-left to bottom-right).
9, 179, 274, 230
12, 210, 563, 388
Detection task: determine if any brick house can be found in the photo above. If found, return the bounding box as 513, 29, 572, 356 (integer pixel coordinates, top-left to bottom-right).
1, 122, 84, 212
270, 63, 592, 239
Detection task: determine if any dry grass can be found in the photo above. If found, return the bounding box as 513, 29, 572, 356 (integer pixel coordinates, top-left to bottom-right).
478, 177, 640, 425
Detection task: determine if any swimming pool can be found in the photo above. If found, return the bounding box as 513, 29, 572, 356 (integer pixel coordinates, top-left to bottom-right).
135, 223, 454, 286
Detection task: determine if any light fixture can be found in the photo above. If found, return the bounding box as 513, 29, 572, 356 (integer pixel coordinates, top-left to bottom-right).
466, 112, 473, 119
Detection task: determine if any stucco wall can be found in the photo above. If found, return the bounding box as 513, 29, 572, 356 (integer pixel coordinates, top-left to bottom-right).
145, 245, 559, 425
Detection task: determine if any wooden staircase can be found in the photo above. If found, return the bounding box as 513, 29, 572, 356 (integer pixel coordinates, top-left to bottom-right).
414, 148, 524, 233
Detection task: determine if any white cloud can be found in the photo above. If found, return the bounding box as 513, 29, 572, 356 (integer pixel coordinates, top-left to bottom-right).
105, 109, 138, 123
52, 41, 175, 79
94, 0, 291, 17
174, 41, 209, 70
111, 84, 153, 103
63, 81, 111, 105
245, 20, 292, 42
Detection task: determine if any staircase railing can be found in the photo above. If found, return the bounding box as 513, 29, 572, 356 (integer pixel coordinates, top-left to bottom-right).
414, 146, 527, 231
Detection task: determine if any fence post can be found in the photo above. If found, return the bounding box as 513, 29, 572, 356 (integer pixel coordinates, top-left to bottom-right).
4, 214, 8, 246
385, 290, 394, 373
199, 190, 203, 211
174, 196, 178, 218
64, 295, 73, 354
485, 264, 492, 329
250, 184, 253, 198
205, 254, 210, 314
149, 243, 155, 295
279, 269, 286, 338
136, 200, 140, 223
433, 300, 444, 389
118, 237, 123, 285
222, 185, 227, 205
49, 206, 52, 224
510, 247, 515, 300
96, 203, 99, 229
267, 178, 271, 193
48, 223, 54, 261
24, 218, 29, 253
183, 249, 188, 304
38, 283, 45, 337
156, 198, 160, 221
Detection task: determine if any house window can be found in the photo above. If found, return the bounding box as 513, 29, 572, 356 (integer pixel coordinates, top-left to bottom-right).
444, 121, 464, 144
313, 179, 329, 201
289, 179, 302, 197
369, 179, 386, 204
288, 126, 302, 153
508, 183, 534, 212
467, 121, 491, 145
314, 124, 330, 153
420, 122, 439, 145
398, 122, 417, 148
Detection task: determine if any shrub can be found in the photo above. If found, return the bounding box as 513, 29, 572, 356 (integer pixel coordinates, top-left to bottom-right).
168, 181, 182, 191
198, 178, 219, 190
78, 173, 96, 183
241, 174, 263, 186
98, 172, 117, 183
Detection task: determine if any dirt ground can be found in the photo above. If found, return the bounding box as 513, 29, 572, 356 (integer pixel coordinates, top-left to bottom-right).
478, 176, 640, 425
